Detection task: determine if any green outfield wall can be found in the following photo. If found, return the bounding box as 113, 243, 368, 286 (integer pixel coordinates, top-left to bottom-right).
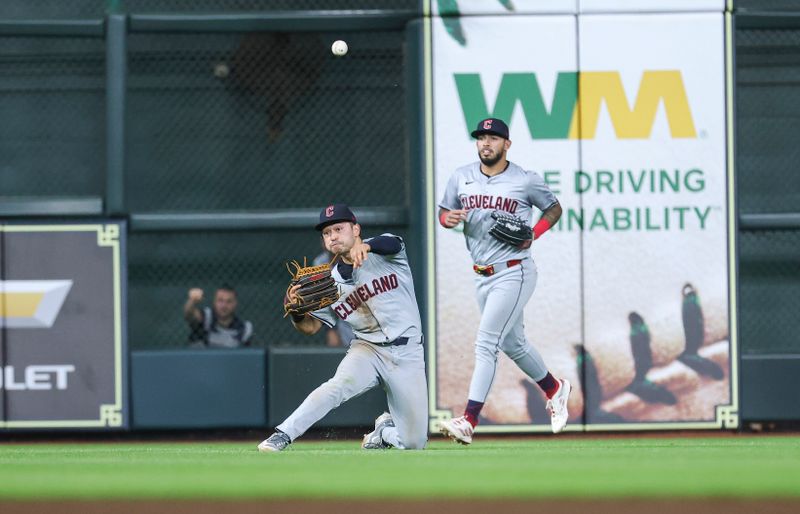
0, 0, 798, 430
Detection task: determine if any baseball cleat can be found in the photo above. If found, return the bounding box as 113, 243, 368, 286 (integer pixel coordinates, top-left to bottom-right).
438, 415, 474, 445
257, 431, 292, 452
547, 379, 572, 434
361, 412, 394, 450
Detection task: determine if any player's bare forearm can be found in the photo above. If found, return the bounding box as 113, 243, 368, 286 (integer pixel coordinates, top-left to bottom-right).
349, 240, 371, 268
292, 315, 322, 335
532, 201, 561, 240
438, 208, 467, 228
542, 201, 562, 225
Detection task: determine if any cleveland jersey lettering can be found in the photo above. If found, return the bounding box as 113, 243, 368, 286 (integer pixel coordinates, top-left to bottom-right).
334, 273, 399, 320
311, 234, 422, 344
459, 194, 518, 213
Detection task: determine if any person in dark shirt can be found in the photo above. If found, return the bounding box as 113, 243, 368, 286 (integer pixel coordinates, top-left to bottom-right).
183, 284, 254, 348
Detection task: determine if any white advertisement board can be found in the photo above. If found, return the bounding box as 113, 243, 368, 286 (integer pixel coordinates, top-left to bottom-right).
432, 0, 577, 16
579, 0, 725, 13
577, 13, 731, 426
430, 12, 735, 431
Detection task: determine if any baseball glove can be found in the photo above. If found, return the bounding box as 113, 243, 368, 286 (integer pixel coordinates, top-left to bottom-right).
283, 258, 339, 318
489, 210, 532, 248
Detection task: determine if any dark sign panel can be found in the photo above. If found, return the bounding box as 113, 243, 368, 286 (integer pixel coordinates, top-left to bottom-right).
0, 223, 127, 429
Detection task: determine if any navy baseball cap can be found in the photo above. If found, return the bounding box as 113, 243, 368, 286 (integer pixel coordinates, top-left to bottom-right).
471, 117, 509, 139
315, 203, 358, 231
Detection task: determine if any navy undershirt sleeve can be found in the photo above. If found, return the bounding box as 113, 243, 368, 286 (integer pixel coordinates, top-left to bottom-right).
337, 236, 401, 280
367, 235, 402, 255
338, 262, 353, 281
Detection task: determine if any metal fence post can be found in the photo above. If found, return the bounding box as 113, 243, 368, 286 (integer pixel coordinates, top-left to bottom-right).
106, 14, 127, 216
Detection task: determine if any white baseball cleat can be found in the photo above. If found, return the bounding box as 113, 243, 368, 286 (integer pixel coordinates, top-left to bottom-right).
362, 412, 394, 450
547, 379, 572, 434
438, 415, 474, 445
257, 431, 292, 452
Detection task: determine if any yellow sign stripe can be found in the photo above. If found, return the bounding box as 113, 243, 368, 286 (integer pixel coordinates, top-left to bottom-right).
0, 292, 44, 317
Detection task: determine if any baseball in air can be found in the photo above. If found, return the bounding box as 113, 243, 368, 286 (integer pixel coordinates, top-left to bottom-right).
331, 40, 348, 57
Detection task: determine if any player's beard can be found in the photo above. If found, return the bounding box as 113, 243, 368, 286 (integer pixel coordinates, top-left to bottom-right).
479, 149, 504, 167
328, 241, 351, 258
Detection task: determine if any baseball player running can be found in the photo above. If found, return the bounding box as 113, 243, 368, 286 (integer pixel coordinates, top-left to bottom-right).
437, 117, 570, 444
258, 204, 428, 452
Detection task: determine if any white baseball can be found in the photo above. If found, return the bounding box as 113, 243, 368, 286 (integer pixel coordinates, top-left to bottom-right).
213, 62, 229, 78
331, 40, 348, 57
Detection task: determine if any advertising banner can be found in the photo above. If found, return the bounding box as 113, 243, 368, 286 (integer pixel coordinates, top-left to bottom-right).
577, 13, 732, 428
0, 223, 127, 429
579, 0, 724, 12
429, 12, 736, 431
430, 0, 577, 49
433, 0, 577, 15
429, 1, 725, 17
426, 0, 730, 64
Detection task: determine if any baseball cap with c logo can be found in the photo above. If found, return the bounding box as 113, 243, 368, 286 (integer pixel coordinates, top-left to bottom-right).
470, 118, 510, 139
316, 203, 358, 231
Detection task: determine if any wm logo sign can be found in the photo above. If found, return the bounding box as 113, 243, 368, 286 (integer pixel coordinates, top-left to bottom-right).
455, 70, 696, 139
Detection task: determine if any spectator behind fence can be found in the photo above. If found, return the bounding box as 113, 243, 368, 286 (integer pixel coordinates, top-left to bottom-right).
183, 285, 254, 348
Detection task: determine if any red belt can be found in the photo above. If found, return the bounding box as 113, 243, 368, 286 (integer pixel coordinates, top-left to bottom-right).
473, 259, 522, 277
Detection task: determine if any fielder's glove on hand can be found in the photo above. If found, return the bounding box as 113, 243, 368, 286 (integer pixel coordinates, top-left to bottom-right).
489, 210, 533, 248
283, 258, 339, 320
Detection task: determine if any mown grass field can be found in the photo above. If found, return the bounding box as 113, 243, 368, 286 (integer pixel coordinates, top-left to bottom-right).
0, 436, 798, 500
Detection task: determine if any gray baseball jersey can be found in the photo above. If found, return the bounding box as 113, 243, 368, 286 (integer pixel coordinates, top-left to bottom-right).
310, 234, 422, 344
439, 161, 557, 265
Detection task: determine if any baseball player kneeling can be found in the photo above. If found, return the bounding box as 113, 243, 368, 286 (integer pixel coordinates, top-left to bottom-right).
258, 204, 428, 452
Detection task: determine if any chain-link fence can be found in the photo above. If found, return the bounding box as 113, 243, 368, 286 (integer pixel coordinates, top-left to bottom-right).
0, 0, 419, 19
125, 30, 408, 211
736, 0, 800, 11
121, 0, 419, 12
738, 230, 800, 355
0, 2, 106, 19
128, 224, 412, 349
0, 4, 414, 349
0, 36, 105, 197
737, 26, 800, 355
736, 28, 800, 214
122, 25, 411, 348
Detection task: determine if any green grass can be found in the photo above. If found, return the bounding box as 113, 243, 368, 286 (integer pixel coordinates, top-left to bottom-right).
0, 437, 798, 500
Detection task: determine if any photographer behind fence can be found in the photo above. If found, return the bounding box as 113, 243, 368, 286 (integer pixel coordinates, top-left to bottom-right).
183, 285, 254, 348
